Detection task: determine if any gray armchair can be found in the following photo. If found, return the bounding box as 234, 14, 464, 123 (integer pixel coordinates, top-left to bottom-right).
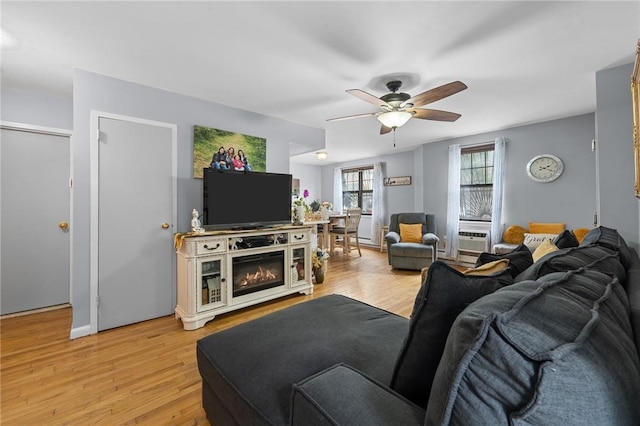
385, 213, 439, 270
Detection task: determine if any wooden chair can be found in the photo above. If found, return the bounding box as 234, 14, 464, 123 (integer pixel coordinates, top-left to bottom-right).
329, 208, 362, 256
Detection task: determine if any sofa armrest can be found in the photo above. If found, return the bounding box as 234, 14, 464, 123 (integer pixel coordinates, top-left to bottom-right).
385, 231, 400, 244
422, 233, 439, 245
291, 364, 424, 426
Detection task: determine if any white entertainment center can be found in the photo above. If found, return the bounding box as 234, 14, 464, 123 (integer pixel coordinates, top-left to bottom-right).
175, 225, 313, 330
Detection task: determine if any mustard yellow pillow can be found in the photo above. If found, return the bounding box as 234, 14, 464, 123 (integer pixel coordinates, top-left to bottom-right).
532, 238, 559, 262
502, 225, 528, 244
573, 228, 591, 244
399, 223, 423, 243
463, 259, 509, 276
528, 222, 565, 234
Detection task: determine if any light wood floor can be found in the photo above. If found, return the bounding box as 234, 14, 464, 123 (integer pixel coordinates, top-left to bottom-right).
1, 247, 429, 425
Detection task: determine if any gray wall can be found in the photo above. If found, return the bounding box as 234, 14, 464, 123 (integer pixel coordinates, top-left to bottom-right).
596, 63, 639, 247
70, 70, 324, 332
420, 114, 598, 238
1, 87, 72, 129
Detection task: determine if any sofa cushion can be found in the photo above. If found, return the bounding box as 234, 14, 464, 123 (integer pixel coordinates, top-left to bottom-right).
553, 229, 579, 249
463, 259, 509, 276
399, 223, 423, 243
573, 227, 591, 243
390, 242, 434, 258
532, 238, 559, 262
515, 244, 626, 284
625, 248, 640, 359
523, 232, 557, 250
390, 261, 513, 408
196, 295, 408, 425
528, 222, 565, 234
291, 364, 424, 426
502, 225, 528, 244
476, 244, 533, 278
580, 225, 632, 268
426, 269, 640, 425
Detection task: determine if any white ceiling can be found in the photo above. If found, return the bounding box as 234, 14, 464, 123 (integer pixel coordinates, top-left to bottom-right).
1, 1, 639, 165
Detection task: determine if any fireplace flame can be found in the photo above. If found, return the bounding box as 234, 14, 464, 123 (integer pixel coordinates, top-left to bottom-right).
239, 266, 278, 287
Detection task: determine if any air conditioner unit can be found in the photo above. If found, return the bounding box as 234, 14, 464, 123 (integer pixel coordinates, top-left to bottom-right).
458, 231, 490, 254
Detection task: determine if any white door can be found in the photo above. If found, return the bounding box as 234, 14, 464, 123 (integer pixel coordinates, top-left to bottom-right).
96, 116, 174, 331
1, 128, 70, 314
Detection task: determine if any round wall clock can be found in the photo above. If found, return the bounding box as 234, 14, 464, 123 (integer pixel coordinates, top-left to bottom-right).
526, 154, 564, 183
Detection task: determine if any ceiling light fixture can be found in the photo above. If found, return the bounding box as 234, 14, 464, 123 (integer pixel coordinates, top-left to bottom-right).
316, 151, 328, 160
377, 111, 412, 129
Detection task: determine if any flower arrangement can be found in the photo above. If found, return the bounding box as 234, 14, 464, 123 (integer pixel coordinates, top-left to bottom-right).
293, 189, 310, 212
311, 247, 329, 270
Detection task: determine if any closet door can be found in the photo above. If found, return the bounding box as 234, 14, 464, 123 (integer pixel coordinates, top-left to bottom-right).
1, 128, 70, 315
96, 116, 174, 331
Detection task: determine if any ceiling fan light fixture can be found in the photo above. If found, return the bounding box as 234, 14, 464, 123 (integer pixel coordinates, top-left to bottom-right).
377, 111, 412, 129
315, 150, 328, 160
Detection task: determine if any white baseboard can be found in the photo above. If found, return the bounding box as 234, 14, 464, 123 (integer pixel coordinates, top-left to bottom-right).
70, 324, 91, 340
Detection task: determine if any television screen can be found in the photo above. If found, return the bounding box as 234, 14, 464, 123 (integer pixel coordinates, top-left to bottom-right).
202, 169, 292, 230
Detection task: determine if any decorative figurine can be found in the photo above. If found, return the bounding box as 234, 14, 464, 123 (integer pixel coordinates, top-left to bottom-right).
191, 209, 204, 233
230, 237, 243, 250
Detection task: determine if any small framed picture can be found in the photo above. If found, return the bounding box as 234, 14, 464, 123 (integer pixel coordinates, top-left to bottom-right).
384, 176, 411, 186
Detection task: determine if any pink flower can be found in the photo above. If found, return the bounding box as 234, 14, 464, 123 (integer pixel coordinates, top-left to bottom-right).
303, 189, 309, 199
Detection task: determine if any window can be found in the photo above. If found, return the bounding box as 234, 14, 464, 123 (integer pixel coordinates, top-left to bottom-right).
342, 167, 373, 214
460, 144, 494, 221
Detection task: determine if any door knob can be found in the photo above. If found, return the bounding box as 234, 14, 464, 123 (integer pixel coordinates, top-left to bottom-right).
161, 223, 170, 229
58, 222, 69, 231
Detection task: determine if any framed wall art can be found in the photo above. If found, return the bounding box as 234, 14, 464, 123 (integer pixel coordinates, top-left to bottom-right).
632, 39, 640, 198
193, 125, 266, 178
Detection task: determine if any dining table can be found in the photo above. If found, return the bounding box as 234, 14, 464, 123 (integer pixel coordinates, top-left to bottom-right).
305, 213, 346, 250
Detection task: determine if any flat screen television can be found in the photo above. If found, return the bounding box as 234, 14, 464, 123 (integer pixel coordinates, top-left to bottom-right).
202, 168, 292, 230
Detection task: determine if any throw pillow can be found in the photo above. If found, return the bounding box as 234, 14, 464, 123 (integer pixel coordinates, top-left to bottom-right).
515, 244, 626, 283
502, 225, 528, 244
399, 223, 423, 243
390, 261, 513, 408
464, 259, 509, 276
523, 233, 557, 250
553, 229, 579, 249
573, 227, 591, 243
528, 222, 565, 234
425, 269, 640, 425
580, 226, 632, 269
532, 238, 559, 262
475, 244, 533, 278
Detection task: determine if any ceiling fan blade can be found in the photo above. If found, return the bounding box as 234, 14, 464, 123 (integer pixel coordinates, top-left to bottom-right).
326, 112, 378, 122
408, 108, 461, 122
403, 81, 468, 108
346, 89, 391, 108
380, 125, 392, 135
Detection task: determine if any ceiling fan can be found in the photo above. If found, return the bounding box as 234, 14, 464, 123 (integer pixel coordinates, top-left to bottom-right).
327, 80, 468, 135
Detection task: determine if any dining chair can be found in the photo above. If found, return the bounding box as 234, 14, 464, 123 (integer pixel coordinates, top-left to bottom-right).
329, 208, 362, 256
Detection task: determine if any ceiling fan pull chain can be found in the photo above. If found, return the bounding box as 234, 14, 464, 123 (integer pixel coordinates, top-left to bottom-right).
393, 128, 396, 147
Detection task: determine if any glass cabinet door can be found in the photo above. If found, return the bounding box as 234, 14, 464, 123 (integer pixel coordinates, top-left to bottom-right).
198, 256, 227, 311
290, 246, 309, 287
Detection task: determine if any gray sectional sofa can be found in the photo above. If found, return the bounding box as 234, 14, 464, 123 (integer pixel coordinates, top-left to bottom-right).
196, 226, 640, 425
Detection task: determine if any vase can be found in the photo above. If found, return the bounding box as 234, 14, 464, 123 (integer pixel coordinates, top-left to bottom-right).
296, 206, 306, 224
314, 266, 325, 284
320, 206, 330, 221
